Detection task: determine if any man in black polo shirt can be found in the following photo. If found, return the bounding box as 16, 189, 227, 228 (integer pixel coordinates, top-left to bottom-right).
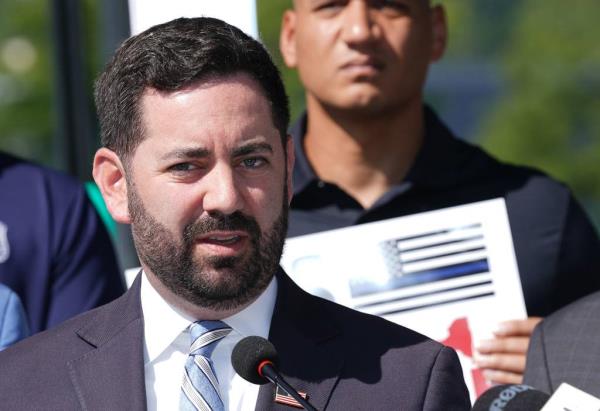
279, 0, 600, 384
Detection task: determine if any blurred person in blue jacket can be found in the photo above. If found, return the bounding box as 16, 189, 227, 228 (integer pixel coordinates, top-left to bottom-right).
0, 151, 125, 333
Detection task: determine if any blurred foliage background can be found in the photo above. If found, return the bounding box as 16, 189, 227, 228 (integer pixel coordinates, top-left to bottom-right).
1, 0, 600, 226
0, 0, 54, 163
0, 0, 100, 170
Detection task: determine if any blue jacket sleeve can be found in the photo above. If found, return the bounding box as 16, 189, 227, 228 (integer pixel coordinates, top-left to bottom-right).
0, 285, 29, 350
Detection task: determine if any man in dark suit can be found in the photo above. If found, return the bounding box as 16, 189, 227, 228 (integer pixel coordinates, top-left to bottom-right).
0, 17, 469, 410
524, 291, 600, 396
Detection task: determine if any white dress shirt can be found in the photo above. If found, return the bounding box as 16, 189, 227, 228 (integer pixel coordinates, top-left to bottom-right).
141, 271, 277, 411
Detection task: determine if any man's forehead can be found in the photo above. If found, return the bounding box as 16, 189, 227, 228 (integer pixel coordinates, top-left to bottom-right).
292, 0, 431, 9
141, 72, 265, 100
137, 84, 278, 145
140, 75, 270, 116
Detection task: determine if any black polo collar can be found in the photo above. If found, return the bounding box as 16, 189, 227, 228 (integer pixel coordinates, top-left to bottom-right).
290, 105, 476, 201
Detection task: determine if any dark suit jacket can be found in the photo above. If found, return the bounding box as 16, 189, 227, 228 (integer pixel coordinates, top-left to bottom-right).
524, 290, 600, 396
0, 270, 469, 410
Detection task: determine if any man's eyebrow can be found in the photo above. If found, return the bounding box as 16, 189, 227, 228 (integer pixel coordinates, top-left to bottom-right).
232, 142, 274, 157
160, 147, 210, 161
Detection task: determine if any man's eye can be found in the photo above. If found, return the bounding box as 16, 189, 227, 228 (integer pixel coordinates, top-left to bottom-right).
372, 0, 409, 14
169, 163, 196, 172
314, 0, 346, 12
241, 157, 266, 169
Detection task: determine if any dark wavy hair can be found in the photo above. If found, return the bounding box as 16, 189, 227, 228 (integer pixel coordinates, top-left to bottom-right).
94, 17, 289, 162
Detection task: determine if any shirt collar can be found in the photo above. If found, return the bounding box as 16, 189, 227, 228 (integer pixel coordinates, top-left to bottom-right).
141, 271, 277, 365
289, 105, 467, 197
224, 275, 277, 340
404, 106, 472, 188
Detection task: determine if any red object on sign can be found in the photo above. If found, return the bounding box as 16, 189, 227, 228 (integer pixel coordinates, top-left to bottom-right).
442, 317, 491, 397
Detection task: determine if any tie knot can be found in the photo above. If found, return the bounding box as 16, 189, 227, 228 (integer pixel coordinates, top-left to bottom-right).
188, 320, 232, 357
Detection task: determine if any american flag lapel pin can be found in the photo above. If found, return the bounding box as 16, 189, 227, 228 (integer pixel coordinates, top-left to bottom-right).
274, 385, 308, 409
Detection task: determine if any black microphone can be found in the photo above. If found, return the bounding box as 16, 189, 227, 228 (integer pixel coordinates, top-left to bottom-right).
231, 336, 318, 411
471, 384, 550, 411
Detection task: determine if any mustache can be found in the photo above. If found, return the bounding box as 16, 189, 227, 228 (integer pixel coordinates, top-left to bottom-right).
183, 211, 260, 240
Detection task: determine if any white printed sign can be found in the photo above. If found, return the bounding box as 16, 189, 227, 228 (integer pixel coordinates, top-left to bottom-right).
281, 198, 527, 402
541, 383, 600, 411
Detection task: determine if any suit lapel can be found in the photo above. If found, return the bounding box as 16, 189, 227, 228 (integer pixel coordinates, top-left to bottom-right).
256, 270, 344, 411
67, 274, 147, 411
63, 269, 344, 410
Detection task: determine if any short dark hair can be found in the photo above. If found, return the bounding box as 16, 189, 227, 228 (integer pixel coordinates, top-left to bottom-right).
95, 17, 290, 161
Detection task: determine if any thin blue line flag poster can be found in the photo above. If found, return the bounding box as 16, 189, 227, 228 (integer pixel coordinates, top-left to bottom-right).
281, 198, 527, 402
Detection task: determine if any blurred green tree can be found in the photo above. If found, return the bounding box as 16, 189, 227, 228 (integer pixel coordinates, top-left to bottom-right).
0, 0, 54, 164
477, 0, 600, 222
0, 0, 100, 170
257, 0, 306, 121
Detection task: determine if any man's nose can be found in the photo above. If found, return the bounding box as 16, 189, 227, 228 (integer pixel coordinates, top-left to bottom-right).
201, 165, 244, 216
341, 1, 378, 46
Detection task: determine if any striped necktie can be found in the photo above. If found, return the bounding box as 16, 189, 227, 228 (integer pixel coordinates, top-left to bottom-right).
180, 320, 232, 411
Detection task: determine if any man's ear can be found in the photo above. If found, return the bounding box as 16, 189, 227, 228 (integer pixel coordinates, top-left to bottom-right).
285, 134, 295, 204
92, 148, 131, 224
279, 10, 299, 69
430, 5, 448, 62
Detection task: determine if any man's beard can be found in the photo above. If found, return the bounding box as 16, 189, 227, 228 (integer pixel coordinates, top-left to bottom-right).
128, 184, 288, 312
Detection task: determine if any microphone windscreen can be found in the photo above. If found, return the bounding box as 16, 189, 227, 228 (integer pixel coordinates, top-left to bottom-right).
231, 336, 279, 385
472, 384, 550, 411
